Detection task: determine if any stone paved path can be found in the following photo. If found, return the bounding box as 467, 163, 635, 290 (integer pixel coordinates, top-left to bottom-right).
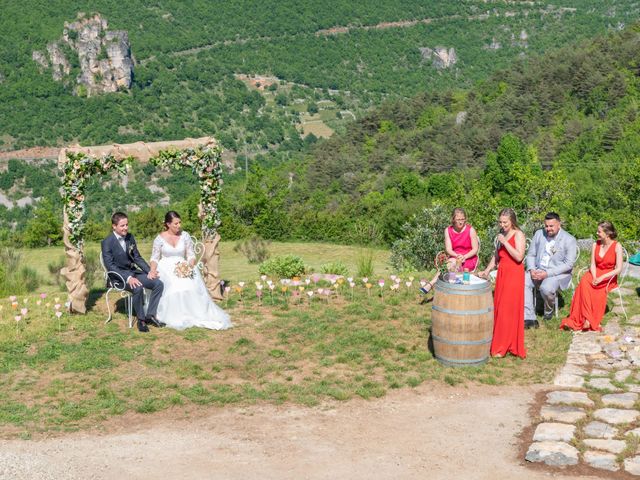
526, 301, 640, 475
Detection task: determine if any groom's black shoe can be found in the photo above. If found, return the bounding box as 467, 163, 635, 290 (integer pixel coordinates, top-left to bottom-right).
145, 315, 165, 328
137, 318, 149, 332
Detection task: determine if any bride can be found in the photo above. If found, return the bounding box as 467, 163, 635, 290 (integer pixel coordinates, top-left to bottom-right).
150, 211, 232, 330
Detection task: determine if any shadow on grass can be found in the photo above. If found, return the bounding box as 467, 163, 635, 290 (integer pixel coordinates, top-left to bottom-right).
87, 288, 103, 312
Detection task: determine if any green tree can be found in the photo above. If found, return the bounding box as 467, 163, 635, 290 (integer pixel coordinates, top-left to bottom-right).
23, 200, 62, 247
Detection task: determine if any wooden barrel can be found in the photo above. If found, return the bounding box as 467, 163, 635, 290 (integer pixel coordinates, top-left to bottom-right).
431, 278, 494, 367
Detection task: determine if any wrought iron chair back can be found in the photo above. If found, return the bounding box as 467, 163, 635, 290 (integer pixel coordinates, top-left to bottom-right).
99, 252, 135, 328
605, 245, 629, 320
187, 233, 206, 272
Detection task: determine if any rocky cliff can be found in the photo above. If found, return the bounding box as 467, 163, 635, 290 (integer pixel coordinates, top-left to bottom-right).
419, 46, 457, 69
32, 13, 133, 96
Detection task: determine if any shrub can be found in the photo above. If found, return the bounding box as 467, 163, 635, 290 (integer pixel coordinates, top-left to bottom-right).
258, 255, 305, 278
389, 205, 451, 271
233, 236, 271, 264
0, 248, 40, 295
48, 251, 101, 290
83, 250, 101, 291
319, 260, 349, 276
356, 249, 374, 278
48, 256, 66, 290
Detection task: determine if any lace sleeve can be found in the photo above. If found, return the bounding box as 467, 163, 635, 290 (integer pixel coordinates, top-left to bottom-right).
150, 236, 163, 263
184, 232, 196, 262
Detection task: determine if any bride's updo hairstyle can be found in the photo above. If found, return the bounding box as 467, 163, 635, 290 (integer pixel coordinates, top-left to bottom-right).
163, 211, 182, 231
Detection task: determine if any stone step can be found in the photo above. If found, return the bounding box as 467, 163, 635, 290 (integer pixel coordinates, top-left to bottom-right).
525, 441, 579, 466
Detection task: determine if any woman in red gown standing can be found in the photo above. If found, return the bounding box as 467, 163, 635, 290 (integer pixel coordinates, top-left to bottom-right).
479, 208, 527, 359
560, 221, 623, 332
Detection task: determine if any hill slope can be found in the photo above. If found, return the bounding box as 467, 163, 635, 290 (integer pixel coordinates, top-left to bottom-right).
0, 0, 638, 152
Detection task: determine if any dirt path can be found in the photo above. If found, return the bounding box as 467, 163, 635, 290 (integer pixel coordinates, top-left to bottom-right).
0, 383, 598, 480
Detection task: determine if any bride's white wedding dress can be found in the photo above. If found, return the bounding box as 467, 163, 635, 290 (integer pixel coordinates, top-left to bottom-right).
151, 232, 231, 331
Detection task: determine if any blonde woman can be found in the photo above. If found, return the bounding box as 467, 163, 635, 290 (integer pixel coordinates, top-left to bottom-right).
478, 208, 526, 359
421, 208, 480, 294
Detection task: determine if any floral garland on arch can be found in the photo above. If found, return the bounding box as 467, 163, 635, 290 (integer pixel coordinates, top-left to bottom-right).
61, 152, 130, 249
150, 144, 224, 239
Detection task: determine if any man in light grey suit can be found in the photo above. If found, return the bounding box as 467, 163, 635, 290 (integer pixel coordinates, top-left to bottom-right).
524, 212, 577, 329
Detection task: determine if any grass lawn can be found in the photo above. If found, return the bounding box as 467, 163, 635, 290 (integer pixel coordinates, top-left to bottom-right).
22, 241, 391, 285
2, 241, 635, 438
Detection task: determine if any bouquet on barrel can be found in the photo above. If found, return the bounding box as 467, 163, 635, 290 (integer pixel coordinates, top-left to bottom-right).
435, 252, 462, 283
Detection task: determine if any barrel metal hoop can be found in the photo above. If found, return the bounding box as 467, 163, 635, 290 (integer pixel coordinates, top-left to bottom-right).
434, 286, 491, 296
432, 333, 492, 346
432, 305, 493, 316
435, 355, 489, 366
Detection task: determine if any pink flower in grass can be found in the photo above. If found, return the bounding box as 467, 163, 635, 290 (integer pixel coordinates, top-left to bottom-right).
55, 311, 63, 319
54, 304, 61, 311
40, 293, 47, 299
9, 295, 17, 302
14, 315, 21, 322
20, 308, 28, 316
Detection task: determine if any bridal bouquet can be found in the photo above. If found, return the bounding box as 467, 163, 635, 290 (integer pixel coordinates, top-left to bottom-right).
174, 261, 195, 279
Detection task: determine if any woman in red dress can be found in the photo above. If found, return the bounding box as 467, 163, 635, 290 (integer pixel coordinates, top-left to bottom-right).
422, 208, 480, 293
560, 221, 623, 332
478, 208, 527, 359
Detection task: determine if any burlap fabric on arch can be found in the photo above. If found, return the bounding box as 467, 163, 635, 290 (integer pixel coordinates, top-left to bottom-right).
201, 234, 223, 300
61, 213, 89, 313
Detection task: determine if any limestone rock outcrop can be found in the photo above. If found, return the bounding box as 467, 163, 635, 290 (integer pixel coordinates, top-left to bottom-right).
419, 46, 457, 69
32, 13, 133, 96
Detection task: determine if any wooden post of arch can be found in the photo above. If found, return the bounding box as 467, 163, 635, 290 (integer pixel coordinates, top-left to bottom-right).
59, 137, 224, 313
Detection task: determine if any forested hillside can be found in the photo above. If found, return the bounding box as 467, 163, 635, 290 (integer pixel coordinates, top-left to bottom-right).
1, 1, 640, 252
3, 22, 640, 253
0, 0, 637, 151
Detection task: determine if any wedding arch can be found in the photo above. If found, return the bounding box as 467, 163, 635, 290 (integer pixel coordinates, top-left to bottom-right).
58, 137, 224, 313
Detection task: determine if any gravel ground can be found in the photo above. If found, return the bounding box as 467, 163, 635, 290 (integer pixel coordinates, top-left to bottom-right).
0, 383, 597, 480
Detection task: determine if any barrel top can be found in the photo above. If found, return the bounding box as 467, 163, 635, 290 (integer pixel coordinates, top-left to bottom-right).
434, 276, 490, 293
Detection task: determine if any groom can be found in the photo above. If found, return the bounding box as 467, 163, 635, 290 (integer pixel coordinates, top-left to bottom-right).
101, 212, 165, 332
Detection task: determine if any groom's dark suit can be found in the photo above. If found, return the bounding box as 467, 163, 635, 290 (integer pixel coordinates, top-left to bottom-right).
101, 232, 163, 322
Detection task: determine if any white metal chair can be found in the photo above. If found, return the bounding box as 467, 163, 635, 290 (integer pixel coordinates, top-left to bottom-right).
100, 253, 136, 328
188, 233, 206, 272
100, 254, 151, 328
606, 246, 629, 321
